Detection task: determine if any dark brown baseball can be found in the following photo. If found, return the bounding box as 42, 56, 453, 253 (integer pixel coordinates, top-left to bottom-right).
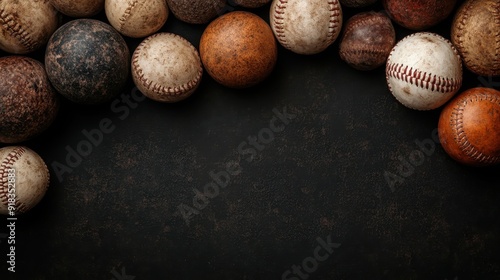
383, 0, 457, 30
233, 0, 271, 8
49, 0, 104, 18
438, 87, 500, 166
0, 56, 59, 144
200, 11, 277, 88
339, 11, 395, 71
45, 19, 130, 105
339, 0, 378, 8
451, 0, 500, 77
166, 0, 226, 24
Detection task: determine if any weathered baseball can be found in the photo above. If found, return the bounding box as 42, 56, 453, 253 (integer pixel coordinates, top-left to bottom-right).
45, 19, 130, 105
386, 32, 463, 111
166, 0, 226, 25
339, 0, 378, 8
49, 0, 104, 18
132, 33, 203, 103
0, 146, 50, 215
234, 0, 272, 8
0, 56, 59, 144
0, 0, 60, 54
383, 0, 457, 30
339, 11, 396, 71
270, 0, 343, 55
451, 0, 500, 77
105, 0, 169, 38
200, 11, 277, 88
438, 87, 500, 166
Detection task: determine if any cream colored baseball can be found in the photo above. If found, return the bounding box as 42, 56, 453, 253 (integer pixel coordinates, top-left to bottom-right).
131, 33, 203, 103
386, 32, 463, 111
270, 0, 343, 55
105, 0, 169, 38
0, 0, 60, 54
0, 146, 50, 215
50, 0, 105, 18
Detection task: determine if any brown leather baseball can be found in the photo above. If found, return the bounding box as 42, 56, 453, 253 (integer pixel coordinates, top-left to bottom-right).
438, 87, 500, 166
200, 11, 277, 88
166, 0, 226, 25
339, 0, 378, 8
339, 11, 395, 71
383, 0, 457, 30
451, 0, 500, 77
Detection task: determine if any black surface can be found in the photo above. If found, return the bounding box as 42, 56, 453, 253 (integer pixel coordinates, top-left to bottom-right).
1, 1, 500, 279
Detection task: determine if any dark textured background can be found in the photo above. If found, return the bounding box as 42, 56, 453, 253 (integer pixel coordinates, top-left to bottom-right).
1, 1, 499, 279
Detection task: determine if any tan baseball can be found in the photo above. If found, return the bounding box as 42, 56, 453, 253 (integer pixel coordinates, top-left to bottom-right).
0, 0, 60, 54
105, 0, 169, 38
0, 146, 50, 215
386, 32, 463, 111
50, 0, 105, 18
270, 0, 343, 55
131, 33, 203, 103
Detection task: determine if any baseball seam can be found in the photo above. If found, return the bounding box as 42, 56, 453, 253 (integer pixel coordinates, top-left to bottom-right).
132, 33, 203, 98
118, 0, 139, 32
452, 92, 500, 164
327, 0, 341, 43
0, 8, 36, 52
386, 63, 462, 94
272, 0, 290, 50
0, 147, 29, 214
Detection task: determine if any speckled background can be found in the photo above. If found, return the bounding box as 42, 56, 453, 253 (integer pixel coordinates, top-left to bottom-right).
1, 1, 499, 279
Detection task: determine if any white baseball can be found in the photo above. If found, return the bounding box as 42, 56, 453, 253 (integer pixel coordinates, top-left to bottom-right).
105, 0, 169, 38
132, 33, 203, 103
0, 146, 50, 215
0, 0, 59, 54
50, 0, 105, 18
386, 32, 463, 110
270, 0, 343, 55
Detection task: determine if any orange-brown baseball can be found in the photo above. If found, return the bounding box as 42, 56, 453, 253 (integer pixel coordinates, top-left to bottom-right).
451, 0, 500, 77
200, 11, 277, 88
438, 87, 500, 166
339, 11, 396, 71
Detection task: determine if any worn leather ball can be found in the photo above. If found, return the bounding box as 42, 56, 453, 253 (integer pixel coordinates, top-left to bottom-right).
451, 0, 500, 77
339, 0, 378, 8
49, 0, 104, 18
438, 87, 500, 166
45, 19, 130, 105
0, 56, 59, 144
166, 0, 226, 24
339, 11, 396, 71
200, 11, 277, 88
0, 0, 60, 54
233, 0, 271, 8
383, 0, 457, 30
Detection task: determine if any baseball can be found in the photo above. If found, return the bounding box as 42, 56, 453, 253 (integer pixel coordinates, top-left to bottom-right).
338, 0, 378, 8
339, 11, 396, 71
105, 0, 169, 38
382, 0, 457, 30
234, 0, 272, 8
270, 0, 343, 55
386, 32, 463, 111
200, 11, 277, 88
0, 56, 59, 144
50, 0, 104, 18
0, 146, 50, 215
451, 0, 500, 77
166, 0, 226, 25
45, 19, 130, 105
132, 33, 203, 103
0, 0, 60, 54
438, 87, 500, 166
